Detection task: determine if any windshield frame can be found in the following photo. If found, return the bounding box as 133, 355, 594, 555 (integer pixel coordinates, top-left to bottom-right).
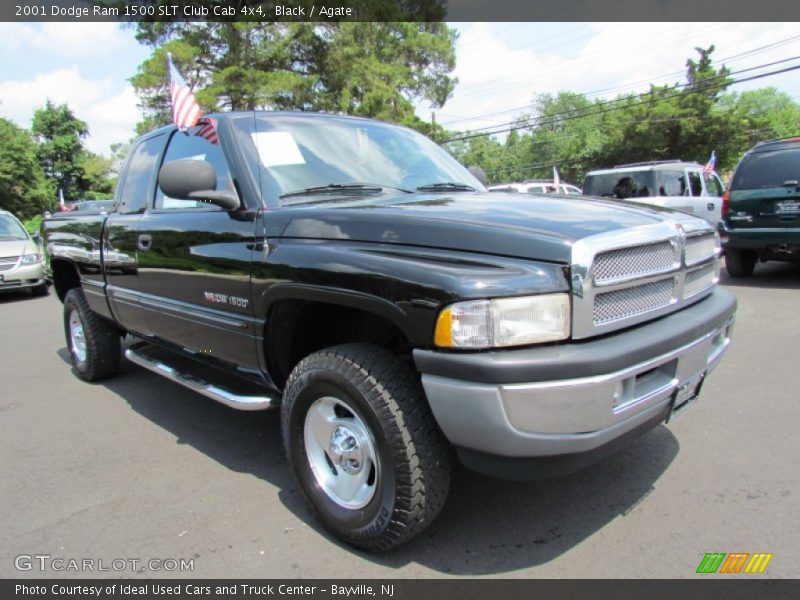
229, 113, 485, 208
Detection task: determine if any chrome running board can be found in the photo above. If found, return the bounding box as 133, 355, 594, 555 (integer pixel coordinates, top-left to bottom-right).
125, 346, 279, 411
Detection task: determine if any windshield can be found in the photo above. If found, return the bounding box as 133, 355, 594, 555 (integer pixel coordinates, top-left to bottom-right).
230, 114, 484, 206
0, 214, 29, 241
732, 149, 800, 190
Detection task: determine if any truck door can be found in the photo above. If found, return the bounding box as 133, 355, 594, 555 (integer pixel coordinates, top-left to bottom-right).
103, 132, 167, 336
135, 126, 261, 371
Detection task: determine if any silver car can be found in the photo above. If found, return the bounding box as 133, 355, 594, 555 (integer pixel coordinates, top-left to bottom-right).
0, 210, 48, 296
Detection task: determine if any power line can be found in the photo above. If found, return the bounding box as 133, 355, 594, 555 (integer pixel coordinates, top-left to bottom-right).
441, 60, 800, 144
439, 34, 800, 128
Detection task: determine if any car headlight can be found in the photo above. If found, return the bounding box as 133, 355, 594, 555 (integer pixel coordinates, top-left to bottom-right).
20, 253, 42, 265
434, 293, 571, 349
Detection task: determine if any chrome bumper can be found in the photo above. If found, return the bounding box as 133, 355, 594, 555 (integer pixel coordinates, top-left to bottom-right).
416, 292, 736, 459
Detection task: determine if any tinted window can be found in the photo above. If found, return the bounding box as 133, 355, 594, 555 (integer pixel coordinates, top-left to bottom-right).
155, 127, 234, 210
117, 135, 165, 214
655, 171, 688, 197
731, 148, 800, 190
688, 171, 703, 196
583, 172, 653, 199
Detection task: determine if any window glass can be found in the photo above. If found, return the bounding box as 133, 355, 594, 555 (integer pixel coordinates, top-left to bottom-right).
0, 214, 28, 240
687, 171, 703, 196
704, 173, 724, 196
155, 126, 233, 210
583, 172, 653, 199
117, 134, 164, 214
655, 171, 688, 197
526, 185, 546, 193
731, 149, 800, 190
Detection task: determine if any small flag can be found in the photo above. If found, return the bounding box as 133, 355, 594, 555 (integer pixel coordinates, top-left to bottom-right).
167, 52, 202, 129
703, 150, 717, 175
195, 117, 219, 145
553, 166, 561, 190
58, 189, 70, 212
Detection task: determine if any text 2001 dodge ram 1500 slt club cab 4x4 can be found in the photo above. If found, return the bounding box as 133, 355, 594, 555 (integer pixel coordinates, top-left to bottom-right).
44, 112, 736, 551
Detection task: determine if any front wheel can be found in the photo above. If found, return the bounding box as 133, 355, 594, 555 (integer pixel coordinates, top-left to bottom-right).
63, 288, 121, 381
282, 344, 451, 552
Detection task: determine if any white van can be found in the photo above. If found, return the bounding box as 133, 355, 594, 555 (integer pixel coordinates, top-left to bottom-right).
582, 161, 725, 228
488, 180, 583, 195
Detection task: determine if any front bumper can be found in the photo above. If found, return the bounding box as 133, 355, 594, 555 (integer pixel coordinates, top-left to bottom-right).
0, 261, 46, 292
414, 289, 736, 476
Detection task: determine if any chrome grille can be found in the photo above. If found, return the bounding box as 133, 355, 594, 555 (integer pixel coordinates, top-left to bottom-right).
685, 234, 718, 266
0, 256, 20, 272
684, 261, 719, 299
593, 278, 676, 325
593, 241, 677, 284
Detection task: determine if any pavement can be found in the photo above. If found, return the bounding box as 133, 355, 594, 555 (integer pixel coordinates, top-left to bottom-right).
1, 260, 798, 579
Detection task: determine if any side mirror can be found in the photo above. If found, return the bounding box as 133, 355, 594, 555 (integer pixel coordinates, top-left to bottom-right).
158, 159, 240, 211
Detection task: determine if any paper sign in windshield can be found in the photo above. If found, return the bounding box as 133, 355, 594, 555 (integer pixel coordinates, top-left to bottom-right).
251, 132, 305, 167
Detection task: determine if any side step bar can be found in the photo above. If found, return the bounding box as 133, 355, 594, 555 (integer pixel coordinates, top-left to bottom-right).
125, 346, 280, 411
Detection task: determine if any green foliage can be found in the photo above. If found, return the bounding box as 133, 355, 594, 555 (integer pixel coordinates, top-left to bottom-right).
31, 100, 89, 202
0, 118, 53, 218
447, 47, 799, 185
23, 214, 43, 234
130, 22, 457, 134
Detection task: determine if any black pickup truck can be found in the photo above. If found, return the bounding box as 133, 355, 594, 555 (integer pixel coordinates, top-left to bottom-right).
43, 112, 736, 551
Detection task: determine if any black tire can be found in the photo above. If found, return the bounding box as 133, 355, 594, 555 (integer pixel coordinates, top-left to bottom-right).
31, 282, 49, 297
725, 248, 757, 277
63, 288, 121, 381
282, 343, 451, 552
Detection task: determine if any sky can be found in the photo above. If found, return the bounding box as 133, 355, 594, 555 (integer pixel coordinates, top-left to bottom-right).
1, 22, 798, 156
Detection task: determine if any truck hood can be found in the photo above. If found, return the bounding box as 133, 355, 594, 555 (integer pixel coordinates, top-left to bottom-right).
269, 192, 685, 263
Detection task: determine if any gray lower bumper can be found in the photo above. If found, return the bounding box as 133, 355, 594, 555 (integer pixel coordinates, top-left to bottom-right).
414, 289, 736, 458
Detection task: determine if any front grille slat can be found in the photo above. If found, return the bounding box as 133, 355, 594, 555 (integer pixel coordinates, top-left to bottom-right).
593, 278, 676, 325
593, 241, 677, 284
685, 234, 718, 266
0, 256, 20, 272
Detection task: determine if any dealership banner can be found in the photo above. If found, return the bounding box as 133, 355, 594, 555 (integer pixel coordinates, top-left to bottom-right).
3, 0, 800, 22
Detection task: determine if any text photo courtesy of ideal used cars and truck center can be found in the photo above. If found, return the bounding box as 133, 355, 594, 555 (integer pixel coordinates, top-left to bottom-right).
0, 0, 799, 597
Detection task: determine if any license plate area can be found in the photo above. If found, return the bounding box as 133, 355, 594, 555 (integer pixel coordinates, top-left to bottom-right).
667, 372, 706, 421
775, 199, 800, 214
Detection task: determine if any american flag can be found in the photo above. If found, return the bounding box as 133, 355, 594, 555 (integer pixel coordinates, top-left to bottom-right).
553, 166, 561, 190
703, 150, 717, 175
195, 117, 219, 145
167, 53, 202, 129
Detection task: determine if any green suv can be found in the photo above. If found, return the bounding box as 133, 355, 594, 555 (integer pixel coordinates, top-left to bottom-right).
724, 137, 800, 276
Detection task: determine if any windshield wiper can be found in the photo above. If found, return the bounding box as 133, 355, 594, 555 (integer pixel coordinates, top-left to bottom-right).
279, 182, 411, 200
415, 182, 476, 192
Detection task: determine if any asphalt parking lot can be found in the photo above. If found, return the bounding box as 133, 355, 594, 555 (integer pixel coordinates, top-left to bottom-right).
1, 261, 798, 579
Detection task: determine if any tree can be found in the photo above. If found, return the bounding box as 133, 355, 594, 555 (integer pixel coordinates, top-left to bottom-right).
31, 100, 89, 202
130, 22, 457, 134
0, 118, 53, 218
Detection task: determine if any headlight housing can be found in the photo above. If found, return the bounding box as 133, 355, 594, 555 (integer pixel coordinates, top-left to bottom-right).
434, 293, 571, 349
20, 253, 42, 265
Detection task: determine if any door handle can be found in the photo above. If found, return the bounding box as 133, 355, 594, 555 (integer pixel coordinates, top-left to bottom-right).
138, 234, 152, 251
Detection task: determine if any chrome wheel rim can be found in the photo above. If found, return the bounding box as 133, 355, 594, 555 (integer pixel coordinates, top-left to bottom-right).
303, 396, 378, 509
69, 310, 87, 364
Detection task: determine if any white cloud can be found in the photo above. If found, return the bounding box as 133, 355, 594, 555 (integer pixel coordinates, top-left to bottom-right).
0, 22, 127, 58
0, 67, 139, 154
428, 22, 800, 135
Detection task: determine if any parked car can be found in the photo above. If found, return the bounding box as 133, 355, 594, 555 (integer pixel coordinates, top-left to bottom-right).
43, 112, 735, 551
488, 181, 583, 195
69, 200, 114, 213
0, 210, 48, 296
583, 161, 725, 229
723, 137, 800, 276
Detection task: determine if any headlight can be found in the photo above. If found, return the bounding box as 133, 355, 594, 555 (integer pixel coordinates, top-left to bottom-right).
434, 293, 571, 349
20, 253, 42, 265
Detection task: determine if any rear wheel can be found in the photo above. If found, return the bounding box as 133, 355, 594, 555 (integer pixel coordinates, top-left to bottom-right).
725, 248, 757, 277
282, 344, 451, 552
63, 288, 121, 381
